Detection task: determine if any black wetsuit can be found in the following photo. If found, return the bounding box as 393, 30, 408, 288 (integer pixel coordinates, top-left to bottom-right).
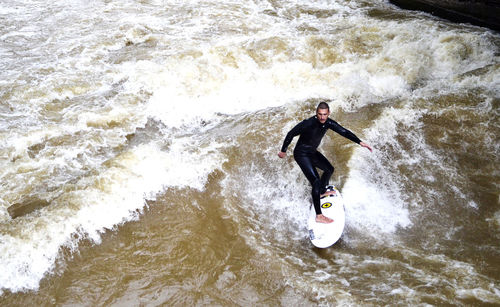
280, 116, 361, 215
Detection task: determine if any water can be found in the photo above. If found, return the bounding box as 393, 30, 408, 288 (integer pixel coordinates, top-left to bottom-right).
0, 0, 499, 305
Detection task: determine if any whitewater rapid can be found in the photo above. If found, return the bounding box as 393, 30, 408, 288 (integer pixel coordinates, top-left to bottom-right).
0, 0, 498, 304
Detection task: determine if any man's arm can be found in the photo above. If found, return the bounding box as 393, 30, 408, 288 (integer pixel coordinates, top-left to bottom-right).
329, 120, 361, 143
278, 120, 306, 158
329, 120, 373, 152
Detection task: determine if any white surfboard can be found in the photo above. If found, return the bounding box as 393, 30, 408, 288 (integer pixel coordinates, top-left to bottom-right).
307, 185, 345, 248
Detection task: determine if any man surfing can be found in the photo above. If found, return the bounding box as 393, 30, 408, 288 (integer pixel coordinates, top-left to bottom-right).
278, 102, 373, 224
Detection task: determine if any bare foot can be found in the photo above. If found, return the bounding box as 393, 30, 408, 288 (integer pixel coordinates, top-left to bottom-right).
320, 190, 336, 198
316, 214, 334, 224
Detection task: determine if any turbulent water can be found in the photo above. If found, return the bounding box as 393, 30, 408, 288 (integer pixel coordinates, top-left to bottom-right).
0, 0, 499, 305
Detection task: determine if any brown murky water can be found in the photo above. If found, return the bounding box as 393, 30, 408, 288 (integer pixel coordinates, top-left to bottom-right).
1, 0, 499, 305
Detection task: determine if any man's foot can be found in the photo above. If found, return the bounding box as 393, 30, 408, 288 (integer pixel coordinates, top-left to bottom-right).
316, 214, 334, 224
320, 190, 336, 198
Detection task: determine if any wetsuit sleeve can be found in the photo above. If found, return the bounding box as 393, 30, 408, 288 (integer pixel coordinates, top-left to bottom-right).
329, 120, 362, 144
280, 120, 306, 152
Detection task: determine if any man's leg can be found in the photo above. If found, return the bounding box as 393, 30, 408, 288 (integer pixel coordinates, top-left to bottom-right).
293, 154, 323, 215
312, 151, 335, 195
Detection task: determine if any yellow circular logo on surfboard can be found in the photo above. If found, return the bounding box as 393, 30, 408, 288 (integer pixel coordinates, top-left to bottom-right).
322, 202, 332, 208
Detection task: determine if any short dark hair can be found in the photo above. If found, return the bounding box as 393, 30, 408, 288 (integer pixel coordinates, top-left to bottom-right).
316, 101, 330, 111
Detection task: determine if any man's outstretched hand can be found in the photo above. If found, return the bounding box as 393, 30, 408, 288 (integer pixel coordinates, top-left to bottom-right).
278, 151, 286, 158
360, 142, 373, 152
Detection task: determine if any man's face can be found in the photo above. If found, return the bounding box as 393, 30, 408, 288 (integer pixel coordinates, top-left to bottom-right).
316, 108, 330, 124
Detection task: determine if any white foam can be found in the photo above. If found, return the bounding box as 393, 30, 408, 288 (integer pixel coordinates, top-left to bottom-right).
456, 287, 500, 304
343, 175, 411, 234
490, 209, 500, 232
343, 107, 424, 237
124, 53, 342, 129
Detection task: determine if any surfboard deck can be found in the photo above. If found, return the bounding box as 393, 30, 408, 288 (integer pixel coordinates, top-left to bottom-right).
307, 185, 345, 248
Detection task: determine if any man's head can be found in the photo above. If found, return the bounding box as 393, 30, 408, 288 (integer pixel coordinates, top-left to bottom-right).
316, 102, 330, 124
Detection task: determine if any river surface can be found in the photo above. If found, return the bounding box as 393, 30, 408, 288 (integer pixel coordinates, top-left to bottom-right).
0, 0, 499, 305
